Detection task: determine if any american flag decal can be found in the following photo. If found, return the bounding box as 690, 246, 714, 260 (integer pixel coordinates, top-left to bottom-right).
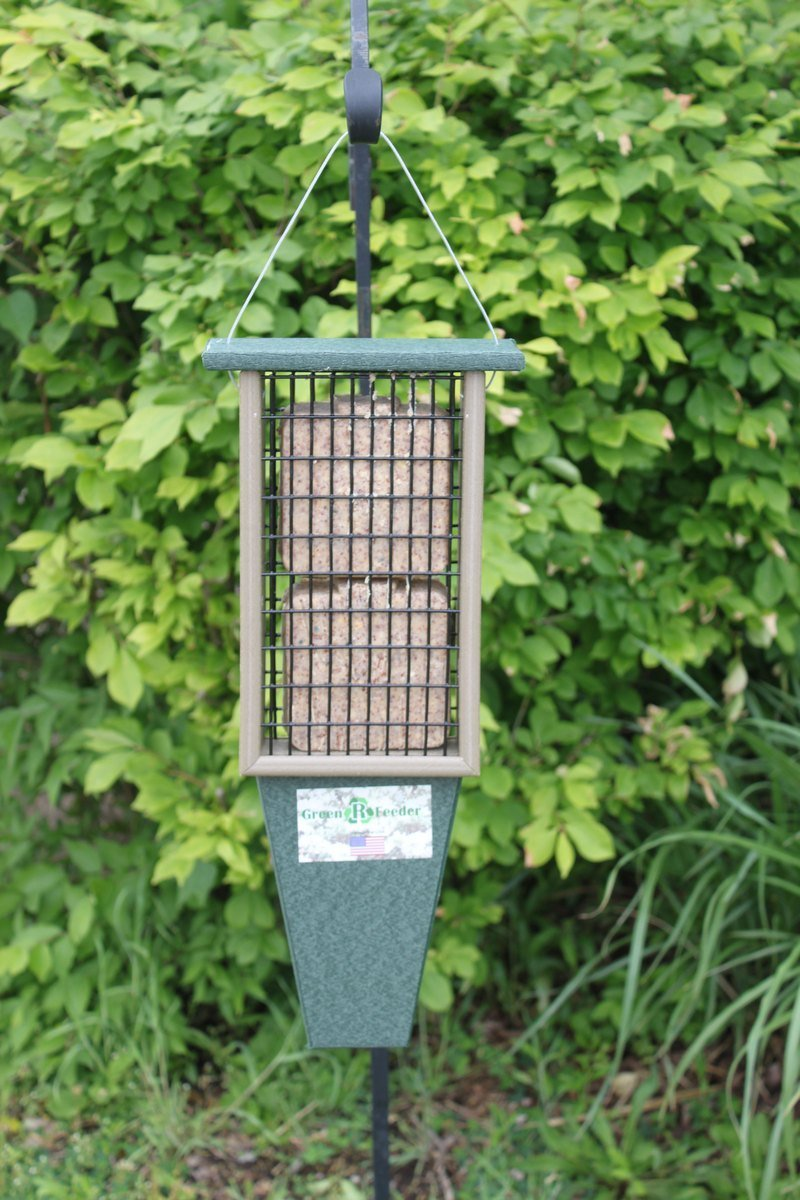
349, 833, 386, 859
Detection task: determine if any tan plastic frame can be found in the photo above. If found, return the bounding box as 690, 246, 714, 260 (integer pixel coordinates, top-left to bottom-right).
237, 369, 485, 777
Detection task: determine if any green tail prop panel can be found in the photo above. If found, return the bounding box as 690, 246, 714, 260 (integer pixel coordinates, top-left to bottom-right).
258, 776, 460, 1048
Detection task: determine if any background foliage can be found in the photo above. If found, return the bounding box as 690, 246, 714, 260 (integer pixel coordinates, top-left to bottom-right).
2, 0, 800, 1171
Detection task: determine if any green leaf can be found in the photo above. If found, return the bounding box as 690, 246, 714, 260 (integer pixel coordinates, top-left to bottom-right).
217, 839, 254, 882
479, 702, 500, 732
419, 961, 453, 1013
1, 42, 46, 73
758, 478, 790, 515
735, 312, 775, 340
698, 174, 731, 213
61, 399, 126, 434
107, 648, 144, 709
524, 337, 561, 355
224, 891, 252, 930
627, 410, 673, 449
590, 196, 621, 230
753, 557, 785, 609
128, 622, 167, 656
0, 290, 36, 342
544, 197, 592, 227
723, 659, 748, 701
68, 896, 96, 945
300, 111, 343, 143
92, 262, 141, 302
555, 832, 576, 879
770, 344, 800, 383
589, 416, 627, 448
283, 65, 329, 90
576, 282, 612, 304
681, 104, 727, 127
562, 776, 596, 808
0, 945, 29, 976
17, 344, 59, 372
596, 295, 626, 328
86, 627, 117, 676
711, 160, 770, 187
133, 285, 172, 313
13, 924, 61, 951
591, 346, 623, 386
482, 764, 513, 800
563, 809, 615, 862
20, 436, 90, 483
556, 487, 602, 533
482, 532, 539, 598
66, 843, 103, 874
185, 406, 219, 443
541, 456, 581, 484
85, 750, 132, 794
112, 406, 184, 465
89, 296, 117, 328
76, 470, 115, 511
521, 818, 557, 867
7, 530, 55, 552
599, 244, 626, 272
6, 590, 61, 626
65, 973, 91, 1018
436, 937, 479, 984
750, 351, 781, 392
643, 327, 687, 372
522, 634, 561, 676
28, 943, 53, 983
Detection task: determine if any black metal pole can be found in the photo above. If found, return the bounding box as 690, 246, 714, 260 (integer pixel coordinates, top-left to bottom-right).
349, 0, 372, 343
349, 0, 373, 383
349, 6, 390, 1196
350, 140, 372, 342
370, 1046, 390, 1199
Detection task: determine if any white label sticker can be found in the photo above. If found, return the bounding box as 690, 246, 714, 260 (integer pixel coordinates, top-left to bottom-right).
297, 784, 433, 863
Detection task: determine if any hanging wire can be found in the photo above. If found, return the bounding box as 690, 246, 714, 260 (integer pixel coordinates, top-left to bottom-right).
378, 132, 498, 345
225, 130, 350, 365
223, 127, 502, 383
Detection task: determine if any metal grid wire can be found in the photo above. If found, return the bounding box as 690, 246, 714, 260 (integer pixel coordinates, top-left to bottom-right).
261, 371, 463, 757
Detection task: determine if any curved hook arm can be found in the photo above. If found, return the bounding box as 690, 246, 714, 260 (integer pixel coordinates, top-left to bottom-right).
345, 0, 382, 144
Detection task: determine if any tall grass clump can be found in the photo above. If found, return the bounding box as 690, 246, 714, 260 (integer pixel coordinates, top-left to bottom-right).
519, 682, 800, 1199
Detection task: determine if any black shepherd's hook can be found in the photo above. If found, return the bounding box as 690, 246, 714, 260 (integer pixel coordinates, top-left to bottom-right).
346, 0, 382, 346
346, 13, 390, 1200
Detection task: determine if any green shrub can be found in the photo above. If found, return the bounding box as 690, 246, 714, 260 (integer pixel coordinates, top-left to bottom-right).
2, 0, 800, 1018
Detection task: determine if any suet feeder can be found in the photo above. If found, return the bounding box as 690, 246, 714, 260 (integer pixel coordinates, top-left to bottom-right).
203, 132, 523, 1048
203, 338, 522, 1047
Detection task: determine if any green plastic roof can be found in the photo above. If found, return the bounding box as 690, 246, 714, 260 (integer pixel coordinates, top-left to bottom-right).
202, 336, 525, 373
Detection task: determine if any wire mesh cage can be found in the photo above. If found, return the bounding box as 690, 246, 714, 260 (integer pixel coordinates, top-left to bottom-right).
266, 368, 461, 760
203, 337, 525, 777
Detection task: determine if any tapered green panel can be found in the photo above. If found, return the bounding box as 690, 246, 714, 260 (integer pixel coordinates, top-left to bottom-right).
258, 775, 459, 1048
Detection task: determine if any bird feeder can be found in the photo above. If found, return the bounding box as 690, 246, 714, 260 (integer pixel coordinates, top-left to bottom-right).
203, 337, 523, 776
203, 336, 522, 1048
